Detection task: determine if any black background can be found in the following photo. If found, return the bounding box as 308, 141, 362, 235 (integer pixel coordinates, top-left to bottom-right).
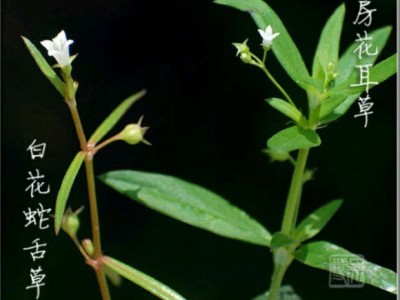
2, 0, 397, 299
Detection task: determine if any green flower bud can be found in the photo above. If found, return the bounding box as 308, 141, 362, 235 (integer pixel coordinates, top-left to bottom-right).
232, 39, 255, 64
325, 62, 337, 89
118, 116, 151, 145
61, 207, 82, 237
82, 239, 95, 257
303, 168, 316, 183
240, 53, 253, 64
233, 39, 250, 56
264, 148, 291, 162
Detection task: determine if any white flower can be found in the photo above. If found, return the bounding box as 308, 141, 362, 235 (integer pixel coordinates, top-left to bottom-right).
258, 25, 280, 48
40, 30, 74, 67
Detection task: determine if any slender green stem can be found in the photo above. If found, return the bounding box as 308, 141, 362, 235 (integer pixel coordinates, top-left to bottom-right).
261, 66, 296, 108
67, 101, 88, 151
70, 235, 92, 262
64, 74, 111, 300
93, 135, 120, 153
83, 139, 111, 300
267, 149, 310, 299
267, 262, 289, 300
95, 269, 111, 300
281, 148, 309, 234
84, 155, 102, 256
262, 49, 267, 64
249, 52, 295, 108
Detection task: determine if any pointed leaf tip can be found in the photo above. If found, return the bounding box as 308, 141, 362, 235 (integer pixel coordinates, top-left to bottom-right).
101, 256, 187, 300
88, 89, 147, 144
22, 35, 66, 97
100, 170, 271, 246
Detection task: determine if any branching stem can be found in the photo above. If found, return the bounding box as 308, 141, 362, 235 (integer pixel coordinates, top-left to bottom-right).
66, 80, 111, 300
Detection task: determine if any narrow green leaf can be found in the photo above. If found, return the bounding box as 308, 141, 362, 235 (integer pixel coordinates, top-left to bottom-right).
102, 256, 186, 300
267, 126, 321, 153
312, 4, 345, 82
21, 36, 66, 97
266, 98, 304, 123
319, 92, 348, 120
55, 151, 86, 235
322, 54, 397, 123
88, 89, 147, 144
346, 54, 397, 95
215, 0, 313, 90
295, 241, 398, 294
336, 26, 392, 85
99, 170, 271, 246
320, 94, 358, 124
294, 199, 342, 242
270, 232, 297, 250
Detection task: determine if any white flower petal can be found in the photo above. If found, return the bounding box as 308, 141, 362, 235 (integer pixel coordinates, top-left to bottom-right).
55, 30, 67, 44
40, 40, 55, 52
40, 30, 74, 67
265, 26, 273, 36
259, 25, 280, 48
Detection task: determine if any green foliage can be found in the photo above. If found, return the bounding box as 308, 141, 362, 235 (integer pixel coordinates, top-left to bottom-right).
295, 241, 398, 294
345, 54, 397, 95
320, 94, 358, 124
294, 200, 342, 243
312, 4, 345, 85
104, 265, 122, 287
21, 36, 66, 97
99, 170, 271, 246
266, 98, 304, 124
319, 92, 348, 120
336, 26, 392, 86
270, 232, 297, 250
88, 89, 147, 144
322, 54, 397, 123
214, 1, 397, 298
215, 0, 317, 91
267, 126, 321, 153
101, 256, 186, 300
54, 151, 86, 235
24, 1, 397, 299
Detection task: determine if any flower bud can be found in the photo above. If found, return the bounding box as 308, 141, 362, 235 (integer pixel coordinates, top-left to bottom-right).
232, 39, 255, 64
233, 39, 250, 56
325, 62, 337, 89
118, 116, 151, 145
240, 53, 253, 64
303, 169, 315, 183
82, 239, 95, 257
264, 148, 290, 162
61, 208, 81, 237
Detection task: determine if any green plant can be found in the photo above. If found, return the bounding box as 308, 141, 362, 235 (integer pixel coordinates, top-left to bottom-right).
22, 31, 185, 300
22, 1, 397, 299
